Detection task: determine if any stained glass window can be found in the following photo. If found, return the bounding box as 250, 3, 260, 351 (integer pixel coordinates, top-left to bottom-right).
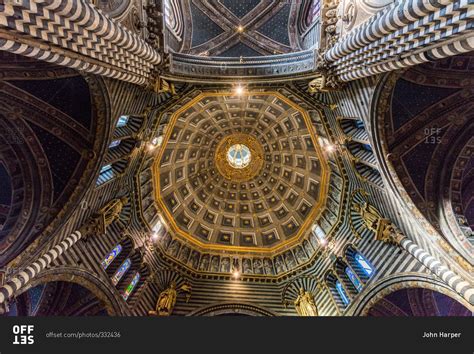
112, 258, 131, 285
345, 266, 362, 292
116, 115, 129, 128
355, 253, 374, 277
100, 164, 112, 174
122, 272, 140, 301
362, 143, 373, 152
355, 120, 365, 129
109, 140, 121, 148
101, 244, 122, 270
97, 164, 114, 186
312, 224, 326, 244
336, 280, 350, 306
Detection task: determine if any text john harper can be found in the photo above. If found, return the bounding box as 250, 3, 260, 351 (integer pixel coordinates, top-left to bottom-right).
422, 331, 462, 339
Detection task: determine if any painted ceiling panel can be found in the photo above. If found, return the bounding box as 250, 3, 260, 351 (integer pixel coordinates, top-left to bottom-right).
219, 0, 262, 18
190, 2, 225, 47
9, 77, 93, 130
257, 3, 291, 46
391, 79, 460, 132
219, 42, 263, 57
185, 0, 301, 56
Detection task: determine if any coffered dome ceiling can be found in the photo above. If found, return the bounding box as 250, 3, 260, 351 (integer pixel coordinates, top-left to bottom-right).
154, 91, 329, 253
140, 87, 345, 277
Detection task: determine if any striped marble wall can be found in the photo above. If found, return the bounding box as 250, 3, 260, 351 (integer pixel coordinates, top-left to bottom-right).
6, 76, 467, 316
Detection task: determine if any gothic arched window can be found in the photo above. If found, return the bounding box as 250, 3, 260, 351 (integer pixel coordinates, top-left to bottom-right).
116, 115, 129, 128
355, 253, 374, 277
97, 164, 114, 185
122, 272, 140, 301
109, 140, 121, 148
336, 280, 350, 306
345, 266, 362, 292
112, 258, 131, 285
101, 244, 122, 270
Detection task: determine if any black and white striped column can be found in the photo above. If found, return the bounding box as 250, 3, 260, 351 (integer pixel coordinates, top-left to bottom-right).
398, 237, 474, 305
325, 0, 474, 82
0, 0, 161, 85
0, 230, 82, 306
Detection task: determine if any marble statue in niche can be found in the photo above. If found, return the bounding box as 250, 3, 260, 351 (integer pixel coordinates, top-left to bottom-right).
253, 258, 264, 274
160, 233, 172, 250
242, 258, 252, 274
178, 246, 190, 263
199, 254, 210, 271
284, 250, 297, 267
210, 255, 220, 272
309, 231, 319, 249
263, 258, 274, 275
327, 211, 337, 225
275, 255, 286, 274
167, 240, 181, 258
294, 245, 308, 262
189, 250, 200, 269
220, 257, 231, 273
303, 240, 314, 257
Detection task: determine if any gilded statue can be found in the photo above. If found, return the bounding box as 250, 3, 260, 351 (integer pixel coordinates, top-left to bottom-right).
294, 288, 318, 316
309, 76, 327, 93
150, 282, 177, 316
97, 196, 128, 228
80, 196, 128, 239
149, 281, 192, 316
354, 200, 405, 245
154, 77, 176, 94
353, 201, 384, 233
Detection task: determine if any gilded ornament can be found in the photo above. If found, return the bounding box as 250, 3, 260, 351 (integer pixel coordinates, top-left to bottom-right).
214, 133, 264, 182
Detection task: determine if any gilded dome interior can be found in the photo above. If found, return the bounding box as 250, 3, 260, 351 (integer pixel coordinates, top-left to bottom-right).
153, 92, 331, 259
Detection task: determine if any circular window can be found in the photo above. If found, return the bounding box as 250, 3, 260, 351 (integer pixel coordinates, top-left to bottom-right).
227, 144, 251, 169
